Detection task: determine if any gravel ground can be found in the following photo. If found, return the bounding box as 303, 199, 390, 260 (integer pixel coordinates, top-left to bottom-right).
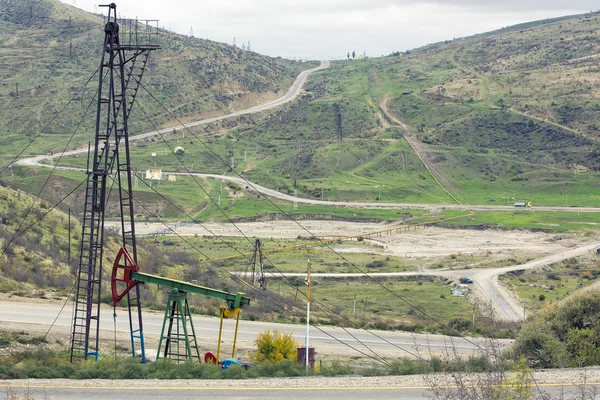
1, 367, 600, 389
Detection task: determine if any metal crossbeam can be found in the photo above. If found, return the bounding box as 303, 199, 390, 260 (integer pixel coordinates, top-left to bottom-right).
132, 271, 250, 310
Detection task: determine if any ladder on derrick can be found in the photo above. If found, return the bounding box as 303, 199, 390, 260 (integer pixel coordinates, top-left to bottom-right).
70, 5, 159, 362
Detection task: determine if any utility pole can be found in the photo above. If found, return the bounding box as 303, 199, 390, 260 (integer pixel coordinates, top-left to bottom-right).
15, 83, 18, 99
305, 260, 311, 372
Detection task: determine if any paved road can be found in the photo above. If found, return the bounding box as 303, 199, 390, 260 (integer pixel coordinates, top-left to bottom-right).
257, 241, 600, 322
149, 173, 600, 213
16, 60, 330, 169
14, 56, 600, 323
0, 301, 507, 358
4, 380, 599, 399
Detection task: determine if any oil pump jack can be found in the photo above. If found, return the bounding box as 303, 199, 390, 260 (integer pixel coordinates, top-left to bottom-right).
70, 4, 250, 364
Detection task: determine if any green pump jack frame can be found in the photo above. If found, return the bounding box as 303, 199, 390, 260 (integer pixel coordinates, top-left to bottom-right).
112, 247, 251, 363
130, 271, 250, 363
131, 271, 251, 363
156, 289, 201, 362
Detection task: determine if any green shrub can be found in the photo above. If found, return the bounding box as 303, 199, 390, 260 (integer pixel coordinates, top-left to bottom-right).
318, 360, 353, 376
512, 289, 600, 367
253, 359, 304, 377
221, 365, 247, 379
253, 329, 299, 363
115, 357, 149, 379
387, 358, 431, 375
175, 361, 221, 379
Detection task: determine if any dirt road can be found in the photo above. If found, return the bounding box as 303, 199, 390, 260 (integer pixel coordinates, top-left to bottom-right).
111, 220, 599, 321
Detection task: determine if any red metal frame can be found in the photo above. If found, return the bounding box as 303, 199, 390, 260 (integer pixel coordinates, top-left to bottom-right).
111, 247, 140, 306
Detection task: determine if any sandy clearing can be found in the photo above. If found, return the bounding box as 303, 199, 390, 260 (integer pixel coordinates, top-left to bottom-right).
121, 220, 396, 239
123, 221, 584, 259
362, 227, 579, 258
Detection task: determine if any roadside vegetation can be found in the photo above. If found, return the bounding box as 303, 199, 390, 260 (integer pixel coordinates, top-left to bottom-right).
0, 345, 494, 380
510, 289, 600, 368
502, 257, 600, 311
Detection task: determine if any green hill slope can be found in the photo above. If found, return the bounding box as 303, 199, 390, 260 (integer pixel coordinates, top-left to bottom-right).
6, 7, 600, 222
221, 11, 600, 206
0, 0, 315, 157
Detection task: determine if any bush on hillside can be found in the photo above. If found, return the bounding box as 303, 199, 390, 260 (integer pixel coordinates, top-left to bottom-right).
510, 289, 600, 368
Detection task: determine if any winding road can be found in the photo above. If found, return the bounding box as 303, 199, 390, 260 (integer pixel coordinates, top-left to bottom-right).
15, 57, 600, 322
263, 241, 600, 321
16, 60, 330, 169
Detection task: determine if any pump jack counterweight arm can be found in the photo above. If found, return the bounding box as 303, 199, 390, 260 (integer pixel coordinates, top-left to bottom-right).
131, 271, 250, 310
112, 247, 249, 309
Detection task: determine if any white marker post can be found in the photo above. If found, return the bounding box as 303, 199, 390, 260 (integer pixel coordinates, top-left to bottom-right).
305, 259, 311, 372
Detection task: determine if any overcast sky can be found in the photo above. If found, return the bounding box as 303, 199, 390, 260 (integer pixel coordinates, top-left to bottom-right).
64, 0, 598, 59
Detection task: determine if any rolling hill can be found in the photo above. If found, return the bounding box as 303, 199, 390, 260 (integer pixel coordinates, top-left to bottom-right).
0, 0, 315, 157
4, 6, 600, 223
220, 11, 600, 207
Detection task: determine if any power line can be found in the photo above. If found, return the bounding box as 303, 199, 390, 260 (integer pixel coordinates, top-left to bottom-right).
4, 79, 100, 255
132, 174, 413, 362
0, 68, 99, 176
137, 80, 501, 359
0, 178, 87, 254
130, 101, 411, 362
129, 99, 452, 362
127, 185, 394, 365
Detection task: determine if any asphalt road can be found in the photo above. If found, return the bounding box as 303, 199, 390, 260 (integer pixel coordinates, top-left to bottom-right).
5, 381, 600, 400
0, 300, 507, 359
16, 60, 329, 169
257, 241, 600, 322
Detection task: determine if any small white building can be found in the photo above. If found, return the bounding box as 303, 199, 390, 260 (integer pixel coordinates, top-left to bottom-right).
145, 169, 162, 181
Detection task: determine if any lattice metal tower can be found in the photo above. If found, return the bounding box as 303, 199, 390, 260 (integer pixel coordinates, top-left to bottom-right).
70, 3, 159, 362
250, 239, 266, 290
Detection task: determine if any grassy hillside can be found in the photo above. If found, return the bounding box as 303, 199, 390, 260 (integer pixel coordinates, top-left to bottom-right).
205, 11, 600, 207
0, 0, 315, 158
6, 7, 600, 225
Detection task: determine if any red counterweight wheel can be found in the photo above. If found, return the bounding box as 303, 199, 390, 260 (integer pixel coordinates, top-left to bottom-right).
111, 247, 140, 306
